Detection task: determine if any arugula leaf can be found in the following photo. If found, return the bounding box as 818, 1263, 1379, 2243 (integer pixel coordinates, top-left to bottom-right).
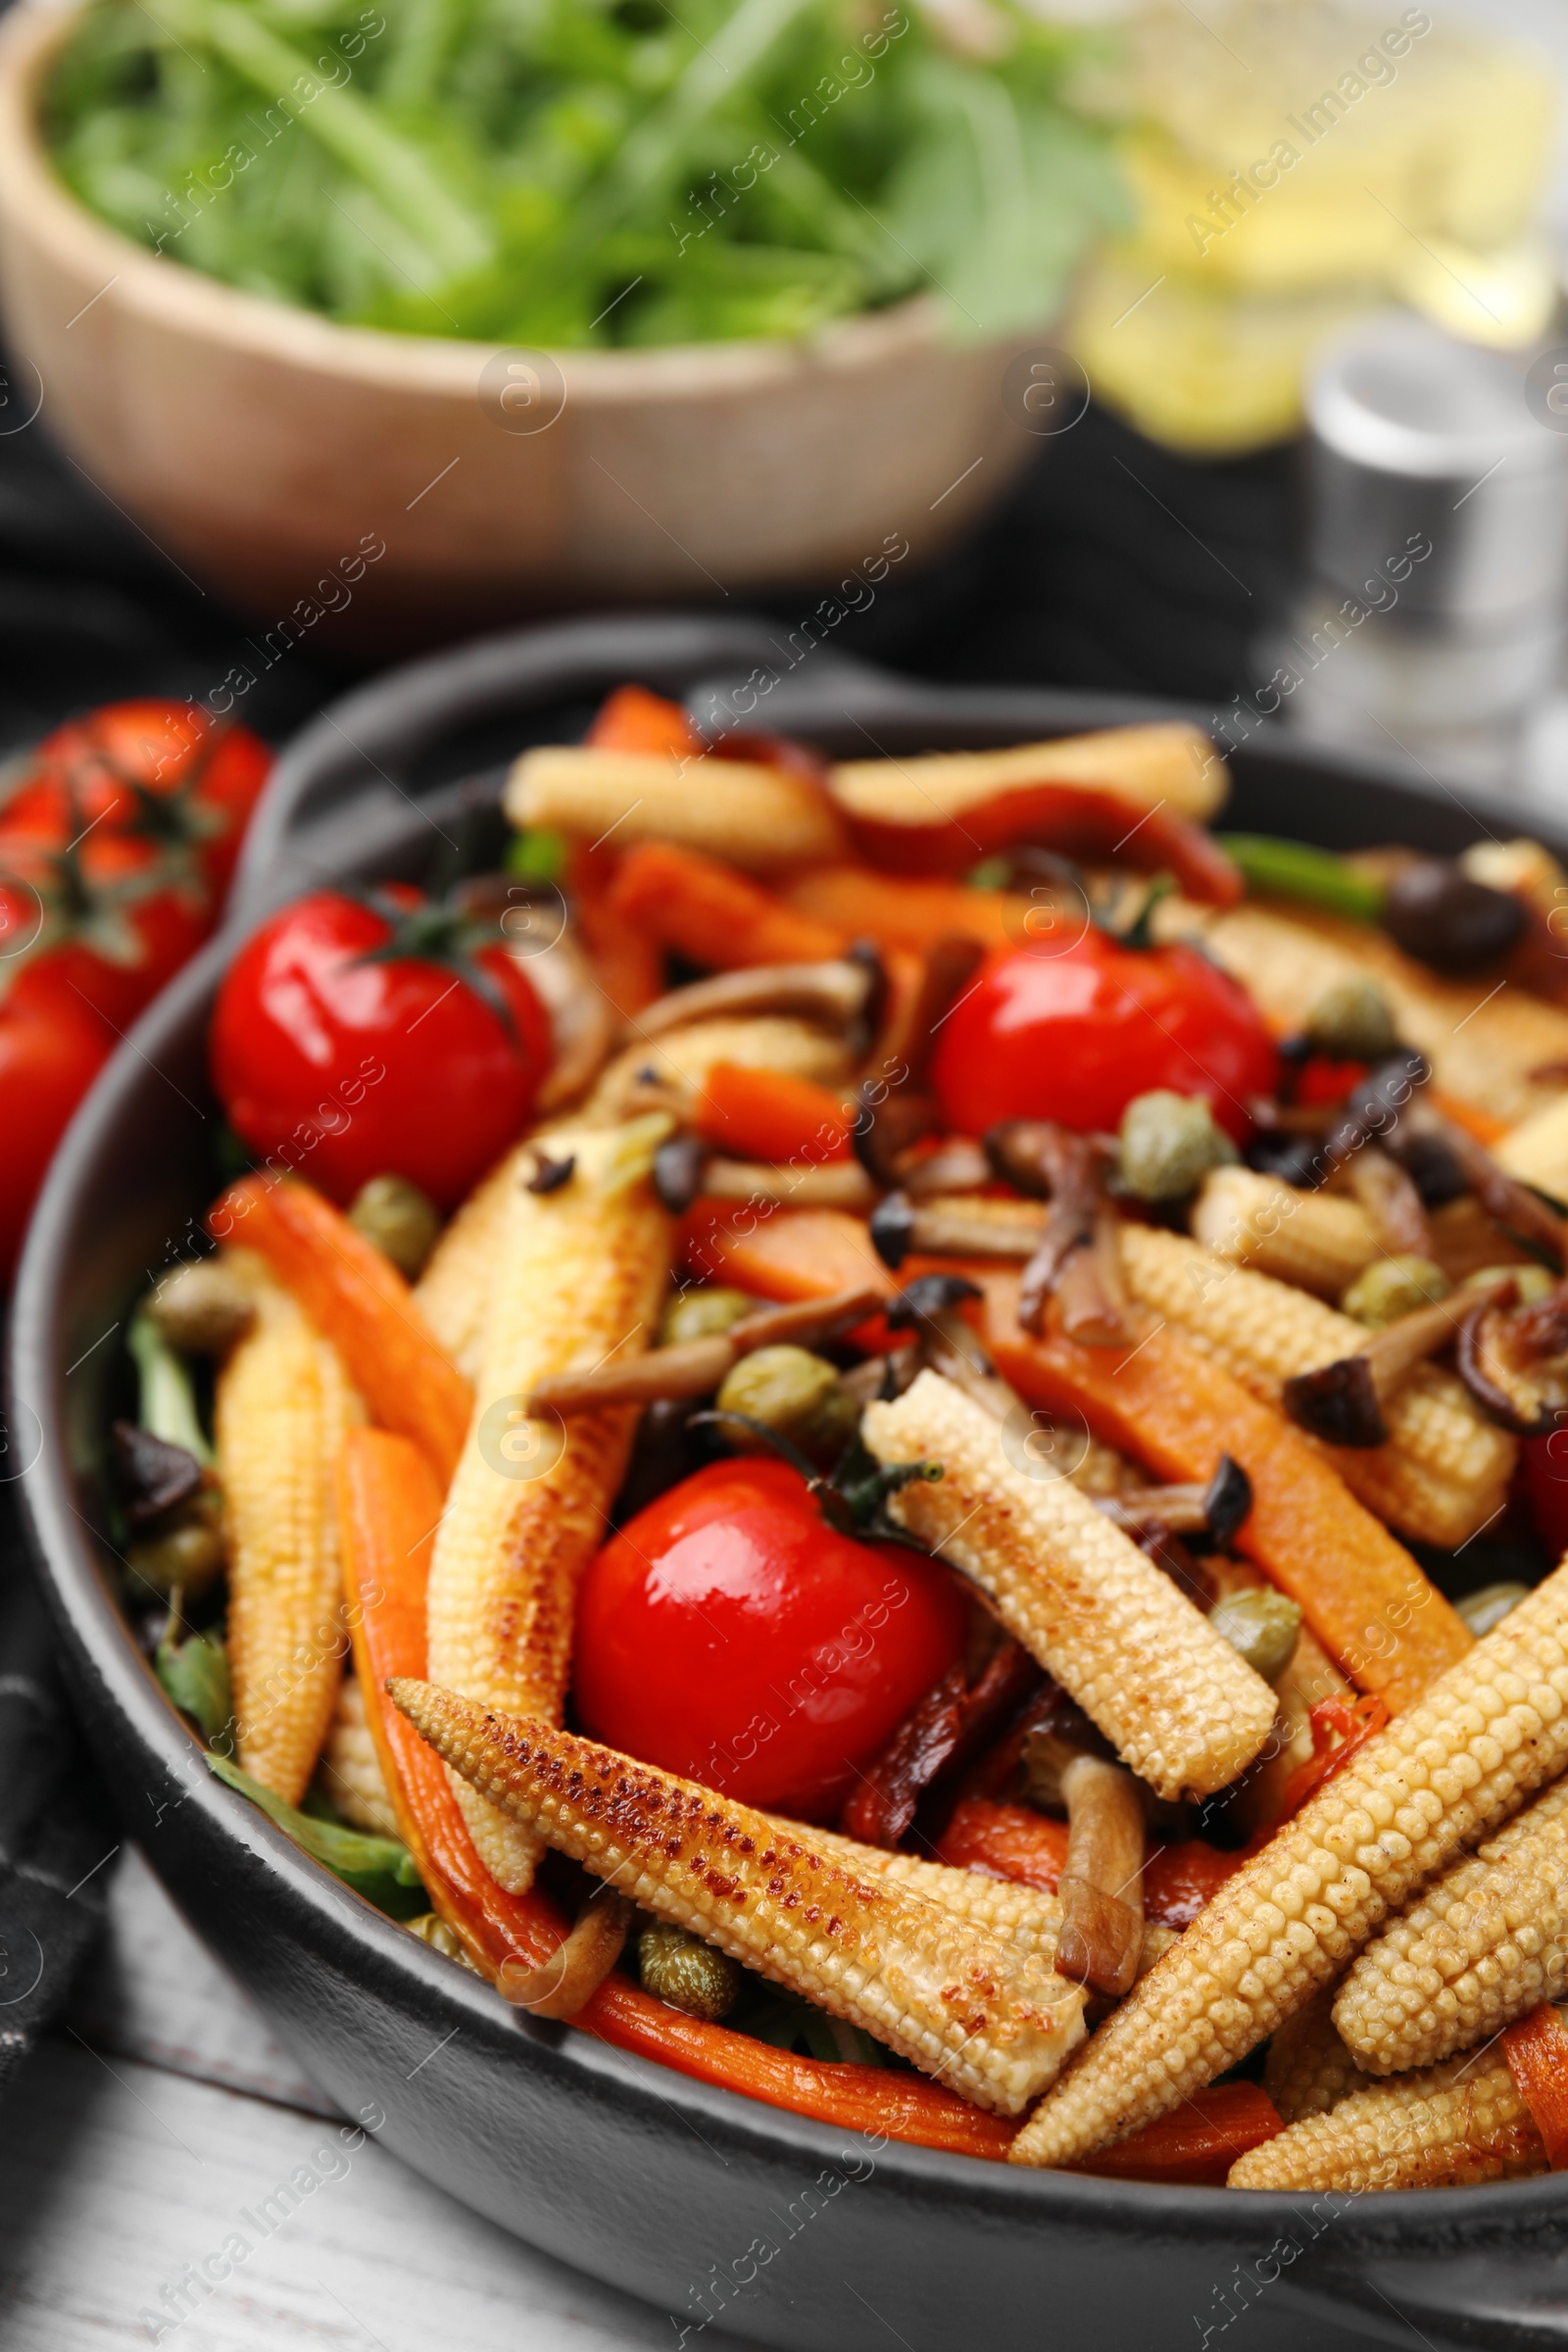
208, 1751, 428, 1918
128, 1315, 215, 1467
156, 1619, 232, 1743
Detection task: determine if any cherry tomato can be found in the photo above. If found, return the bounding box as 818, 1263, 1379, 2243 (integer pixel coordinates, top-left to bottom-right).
211, 887, 554, 1209
1521, 1432, 1568, 1559
0, 963, 112, 1278
930, 933, 1277, 1142
573, 1457, 968, 1820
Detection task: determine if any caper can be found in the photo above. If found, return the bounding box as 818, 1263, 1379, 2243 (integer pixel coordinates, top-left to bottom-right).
407, 1912, 479, 1969
638, 1925, 742, 2021
715, 1346, 859, 1467
1209, 1587, 1303, 1684
144, 1259, 255, 1356
126, 1509, 226, 1601
659, 1286, 753, 1348
1340, 1254, 1450, 1328
1303, 977, 1397, 1063
1117, 1091, 1236, 1203
1456, 1581, 1532, 1640
1463, 1263, 1556, 1307
347, 1174, 442, 1279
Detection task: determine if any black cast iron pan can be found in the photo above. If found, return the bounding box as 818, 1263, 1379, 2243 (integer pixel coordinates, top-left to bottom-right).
12, 612, 1568, 2352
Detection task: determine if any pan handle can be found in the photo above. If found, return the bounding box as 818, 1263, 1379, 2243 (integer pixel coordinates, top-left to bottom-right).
1276, 2250, 1568, 2352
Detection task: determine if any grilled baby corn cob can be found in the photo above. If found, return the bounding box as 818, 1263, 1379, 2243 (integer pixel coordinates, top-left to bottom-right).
1262, 1988, 1370, 2123
414, 1143, 529, 1382
1191, 1166, 1378, 1299
1010, 1555, 1568, 2170
216, 1268, 363, 1804
860, 1372, 1277, 1801
585, 1017, 852, 1126
426, 1120, 671, 1893
506, 747, 849, 871
827, 723, 1225, 829
1335, 1776, 1568, 2075
391, 1682, 1086, 2114
1229, 2048, 1545, 2190
319, 1676, 400, 1838
1117, 1223, 1516, 1548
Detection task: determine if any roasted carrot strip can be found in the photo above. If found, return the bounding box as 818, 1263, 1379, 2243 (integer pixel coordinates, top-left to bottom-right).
1429, 1088, 1510, 1148
567, 841, 664, 1018
1278, 1693, 1391, 1818
212, 1176, 473, 1489
608, 842, 845, 971
337, 1426, 1017, 2160
1501, 2001, 1568, 2169
585, 686, 701, 757
694, 1062, 853, 1164
979, 1275, 1470, 1715
1071, 2084, 1284, 2184
783, 867, 1029, 956
933, 1798, 1247, 1931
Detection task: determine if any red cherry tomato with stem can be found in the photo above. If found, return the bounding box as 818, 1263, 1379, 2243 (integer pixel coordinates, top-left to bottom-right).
0, 964, 112, 1278
573, 1457, 969, 1820
211, 886, 554, 1209
930, 933, 1277, 1142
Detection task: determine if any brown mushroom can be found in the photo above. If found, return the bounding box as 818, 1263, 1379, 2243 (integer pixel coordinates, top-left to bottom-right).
1282, 1274, 1514, 1447
526, 1284, 884, 1413
1344, 1146, 1431, 1257
981, 1122, 1125, 1341
869, 1192, 1046, 1269
852, 935, 986, 1186
885, 1274, 1020, 1422
1095, 1453, 1252, 1548
1023, 1723, 1147, 1998
701, 1157, 876, 1210
1456, 1277, 1568, 1436
497, 1883, 633, 2019
630, 952, 885, 1047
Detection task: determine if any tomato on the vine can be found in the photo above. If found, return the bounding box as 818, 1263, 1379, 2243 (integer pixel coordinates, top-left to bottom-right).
211, 886, 555, 1209
930, 933, 1277, 1142
573, 1457, 968, 1819
0, 964, 112, 1278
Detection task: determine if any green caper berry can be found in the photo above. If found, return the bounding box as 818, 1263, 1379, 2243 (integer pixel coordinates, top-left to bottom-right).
715, 1345, 859, 1467
126, 1512, 226, 1600
347, 1174, 442, 1280
638, 1925, 742, 2021
1118, 1090, 1236, 1203
1340, 1254, 1450, 1328
144, 1259, 255, 1356
1209, 1587, 1303, 1684
1304, 977, 1397, 1062
406, 1912, 479, 1969
659, 1287, 754, 1348
1456, 1581, 1533, 1640
1464, 1263, 1556, 1307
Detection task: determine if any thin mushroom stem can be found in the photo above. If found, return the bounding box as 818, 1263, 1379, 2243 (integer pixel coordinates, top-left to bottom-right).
628, 956, 882, 1044
870, 1193, 1046, 1270
1345, 1147, 1432, 1258
1054, 1205, 1128, 1345
1032, 1740, 1147, 1999
527, 1284, 884, 1413
497, 1884, 633, 2020
1283, 1273, 1514, 1447
702, 1157, 875, 1209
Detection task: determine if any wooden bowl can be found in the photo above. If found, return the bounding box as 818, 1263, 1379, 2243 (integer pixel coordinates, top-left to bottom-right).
0, 0, 1038, 642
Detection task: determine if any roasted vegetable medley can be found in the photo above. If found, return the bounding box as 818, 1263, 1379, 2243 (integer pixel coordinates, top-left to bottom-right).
119, 682, 1568, 2188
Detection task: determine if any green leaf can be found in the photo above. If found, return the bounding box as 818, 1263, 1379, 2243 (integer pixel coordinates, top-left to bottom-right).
128, 1315, 215, 1467
1217, 835, 1386, 924
156, 1622, 232, 1742
208, 1751, 428, 1917
505, 826, 568, 883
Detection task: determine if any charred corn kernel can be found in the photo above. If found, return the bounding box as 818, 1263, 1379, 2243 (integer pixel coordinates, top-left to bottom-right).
1117, 1223, 1517, 1548
1305, 978, 1397, 1062
1458, 1583, 1533, 1640
348, 1174, 441, 1280
715, 1346, 858, 1468
1210, 1587, 1303, 1685
861, 1372, 1276, 1801
426, 1121, 672, 1893
1263, 1989, 1370, 2124
587, 1018, 852, 1126
414, 1143, 530, 1382
1341, 1256, 1450, 1328
660, 1287, 753, 1347
1335, 1778, 1568, 2077
217, 1272, 363, 1805
800, 1822, 1175, 1979
828, 723, 1225, 828
506, 746, 848, 872
1161, 898, 1568, 1129
1229, 2048, 1545, 2191
318, 1676, 399, 1838
1118, 1091, 1235, 1203
639, 1925, 743, 2021
1190, 1166, 1378, 1300
145, 1257, 256, 1355
1009, 1556, 1568, 2170
390, 1682, 1086, 2114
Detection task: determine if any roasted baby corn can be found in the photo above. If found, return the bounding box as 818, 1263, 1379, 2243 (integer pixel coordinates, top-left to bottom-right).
1335, 1776, 1568, 2075
1191, 1166, 1378, 1299
1009, 1556, 1568, 2170
425, 1121, 672, 1893
1117, 1223, 1516, 1548
1262, 1988, 1370, 2123
860, 1371, 1277, 1801
414, 1142, 530, 1382
1229, 2049, 1545, 2190
505, 746, 849, 872
216, 1267, 363, 1804
827, 723, 1225, 829
319, 1676, 400, 1838
391, 1682, 1087, 2114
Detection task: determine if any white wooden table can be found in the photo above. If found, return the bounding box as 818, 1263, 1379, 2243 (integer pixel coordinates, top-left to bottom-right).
0, 1846, 750, 2352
